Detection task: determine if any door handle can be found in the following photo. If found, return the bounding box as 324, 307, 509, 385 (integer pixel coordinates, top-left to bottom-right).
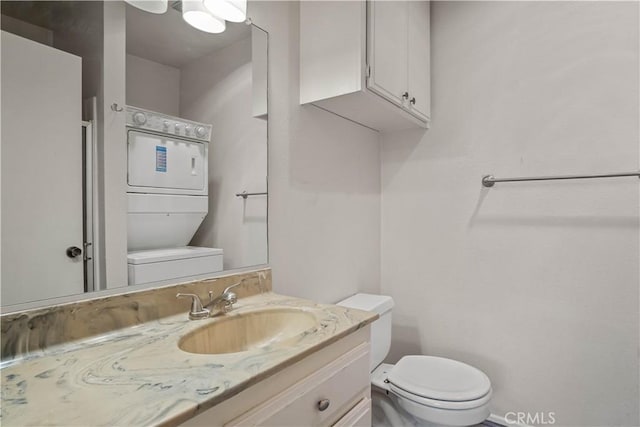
66, 246, 82, 259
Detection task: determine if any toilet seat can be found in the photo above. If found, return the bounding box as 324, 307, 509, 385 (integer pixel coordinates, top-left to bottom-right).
387, 355, 492, 402
389, 383, 492, 410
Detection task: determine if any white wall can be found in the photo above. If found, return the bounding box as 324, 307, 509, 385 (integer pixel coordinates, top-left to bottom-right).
182, 36, 268, 270
100, 2, 128, 290
49, 1, 103, 106
249, 2, 381, 303
381, 2, 639, 426
126, 54, 180, 116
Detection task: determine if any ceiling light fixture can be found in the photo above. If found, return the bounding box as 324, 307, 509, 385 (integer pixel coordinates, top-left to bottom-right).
182, 0, 226, 34
203, 0, 247, 23
124, 0, 168, 14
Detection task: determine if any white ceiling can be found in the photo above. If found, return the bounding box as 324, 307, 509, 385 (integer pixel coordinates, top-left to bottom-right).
126, 3, 251, 68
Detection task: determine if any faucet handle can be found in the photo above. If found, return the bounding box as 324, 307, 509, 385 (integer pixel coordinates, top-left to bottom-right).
176, 293, 210, 320
225, 292, 238, 306
223, 281, 243, 295
207, 289, 228, 304
223, 281, 243, 306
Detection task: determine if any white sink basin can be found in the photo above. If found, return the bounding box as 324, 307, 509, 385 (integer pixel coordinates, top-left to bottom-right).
178, 308, 318, 355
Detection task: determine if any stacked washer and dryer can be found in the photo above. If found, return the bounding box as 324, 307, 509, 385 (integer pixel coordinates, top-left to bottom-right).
126, 106, 223, 286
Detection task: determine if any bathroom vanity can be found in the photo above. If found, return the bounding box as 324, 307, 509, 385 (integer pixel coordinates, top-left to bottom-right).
183, 324, 372, 426
0, 269, 376, 426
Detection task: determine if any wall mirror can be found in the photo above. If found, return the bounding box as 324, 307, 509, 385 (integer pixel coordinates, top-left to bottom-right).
0, 1, 268, 309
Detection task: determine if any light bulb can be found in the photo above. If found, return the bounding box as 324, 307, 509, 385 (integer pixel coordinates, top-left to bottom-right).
124, 0, 168, 14
182, 0, 226, 34
203, 0, 247, 23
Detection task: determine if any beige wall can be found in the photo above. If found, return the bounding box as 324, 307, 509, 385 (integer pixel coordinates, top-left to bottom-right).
181, 36, 268, 270
126, 54, 180, 116
381, 2, 639, 425
249, 2, 382, 303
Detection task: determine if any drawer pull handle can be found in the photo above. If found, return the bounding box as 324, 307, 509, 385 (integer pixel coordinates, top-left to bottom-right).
317, 399, 330, 411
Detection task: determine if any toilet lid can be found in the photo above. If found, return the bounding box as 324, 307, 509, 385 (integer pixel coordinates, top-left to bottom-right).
388, 356, 491, 402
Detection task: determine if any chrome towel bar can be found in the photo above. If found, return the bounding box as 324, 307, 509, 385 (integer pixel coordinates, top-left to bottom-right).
235, 191, 268, 199
482, 171, 640, 187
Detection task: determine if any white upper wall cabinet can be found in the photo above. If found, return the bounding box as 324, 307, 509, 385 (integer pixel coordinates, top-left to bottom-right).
367, 1, 408, 108
406, 1, 430, 122
300, 0, 430, 131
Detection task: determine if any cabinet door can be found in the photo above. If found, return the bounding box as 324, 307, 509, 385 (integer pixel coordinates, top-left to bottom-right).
367, 0, 408, 107
406, 1, 430, 121
332, 398, 371, 427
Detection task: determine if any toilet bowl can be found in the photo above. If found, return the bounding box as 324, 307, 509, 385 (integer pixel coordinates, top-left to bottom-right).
338, 294, 492, 427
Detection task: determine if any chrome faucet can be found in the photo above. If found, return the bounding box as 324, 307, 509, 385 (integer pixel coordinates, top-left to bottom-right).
176, 281, 244, 320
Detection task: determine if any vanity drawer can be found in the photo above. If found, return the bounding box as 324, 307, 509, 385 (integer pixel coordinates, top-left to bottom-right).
227, 343, 370, 426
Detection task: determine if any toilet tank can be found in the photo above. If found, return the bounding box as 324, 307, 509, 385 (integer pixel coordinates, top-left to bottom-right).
338, 293, 394, 371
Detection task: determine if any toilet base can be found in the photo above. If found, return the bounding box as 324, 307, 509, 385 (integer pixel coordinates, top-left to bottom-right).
372, 388, 422, 426
372, 387, 489, 427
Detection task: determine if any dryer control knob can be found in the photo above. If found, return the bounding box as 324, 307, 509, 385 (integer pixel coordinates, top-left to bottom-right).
195, 126, 207, 138
132, 112, 147, 126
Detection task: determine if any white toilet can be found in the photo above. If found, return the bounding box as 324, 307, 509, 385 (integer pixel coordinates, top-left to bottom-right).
338, 294, 492, 427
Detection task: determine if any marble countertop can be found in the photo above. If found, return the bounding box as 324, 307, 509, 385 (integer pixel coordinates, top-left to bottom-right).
0, 292, 376, 426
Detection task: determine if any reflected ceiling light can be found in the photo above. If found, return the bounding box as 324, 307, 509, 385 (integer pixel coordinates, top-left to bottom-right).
203, 0, 247, 23
124, 0, 168, 14
182, 0, 226, 34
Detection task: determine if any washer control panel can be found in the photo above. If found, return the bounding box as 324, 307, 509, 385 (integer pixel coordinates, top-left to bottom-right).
125, 106, 212, 142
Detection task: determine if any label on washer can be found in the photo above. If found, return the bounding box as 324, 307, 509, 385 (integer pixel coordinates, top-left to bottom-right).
155, 146, 167, 172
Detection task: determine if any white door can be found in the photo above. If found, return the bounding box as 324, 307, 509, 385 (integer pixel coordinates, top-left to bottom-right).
1, 31, 84, 306
367, 0, 408, 107
407, 1, 431, 121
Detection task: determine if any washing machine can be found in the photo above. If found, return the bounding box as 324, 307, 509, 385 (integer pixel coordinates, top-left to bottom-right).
125, 106, 223, 286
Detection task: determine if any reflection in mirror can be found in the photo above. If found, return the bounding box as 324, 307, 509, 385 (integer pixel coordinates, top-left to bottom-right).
0, 1, 268, 308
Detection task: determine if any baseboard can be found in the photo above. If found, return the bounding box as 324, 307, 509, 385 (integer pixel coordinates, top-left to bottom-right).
487, 413, 533, 427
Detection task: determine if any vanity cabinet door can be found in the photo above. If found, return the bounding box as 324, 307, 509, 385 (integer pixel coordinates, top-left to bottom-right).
332, 398, 371, 427
226, 343, 370, 427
